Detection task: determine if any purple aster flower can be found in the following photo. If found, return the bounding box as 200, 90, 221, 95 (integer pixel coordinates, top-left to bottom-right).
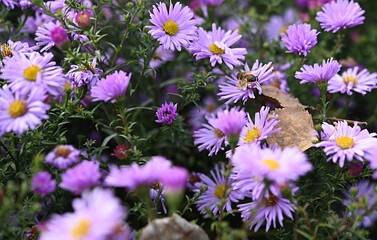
0, 52, 66, 97
1, 0, 18, 9
75, 10, 92, 28
232, 144, 312, 185
149, 46, 175, 68
188, 96, 218, 131
155, 102, 178, 125
60, 160, 102, 195
91, 70, 131, 103
265, 8, 299, 42
193, 108, 246, 156
238, 192, 294, 231
315, 121, 377, 168
262, 63, 291, 93
66, 58, 103, 88
31, 171, 56, 197
160, 167, 189, 192
365, 147, 377, 179
189, 23, 247, 70
316, 0, 365, 33
238, 106, 281, 145
147, 2, 198, 51
281, 23, 319, 56
295, 58, 341, 84
343, 181, 377, 227
198, 0, 224, 17
195, 164, 243, 216
0, 39, 36, 59
218, 60, 274, 104
296, 0, 332, 9
45, 145, 81, 169
0, 85, 49, 135
328, 67, 377, 95
35, 21, 69, 52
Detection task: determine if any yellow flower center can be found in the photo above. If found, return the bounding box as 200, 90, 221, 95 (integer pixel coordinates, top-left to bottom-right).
280, 26, 287, 34
150, 181, 161, 190
335, 136, 354, 149
214, 184, 226, 199
0, 44, 12, 57
343, 75, 358, 85
55, 145, 71, 158
209, 43, 225, 55
263, 194, 278, 207
8, 100, 27, 118
214, 128, 225, 138
244, 128, 261, 143
23, 65, 41, 81
71, 219, 91, 238
262, 159, 280, 170
163, 20, 179, 36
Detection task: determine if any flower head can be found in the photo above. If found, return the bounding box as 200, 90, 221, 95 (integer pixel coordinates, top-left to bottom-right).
316, 0, 365, 33
218, 61, 274, 104
195, 164, 243, 216
281, 23, 319, 56
0, 39, 36, 59
315, 121, 377, 167
147, 2, 197, 51
66, 58, 102, 88
91, 71, 131, 103
0, 52, 66, 97
295, 58, 341, 84
189, 23, 247, 70
35, 21, 69, 52
31, 171, 56, 197
45, 145, 81, 169
328, 67, 377, 95
155, 102, 178, 125
60, 161, 102, 195
0, 85, 49, 135
265, 8, 298, 42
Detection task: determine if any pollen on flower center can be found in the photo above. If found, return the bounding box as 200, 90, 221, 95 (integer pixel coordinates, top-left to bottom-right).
209, 43, 225, 55
214, 128, 225, 138
55, 145, 71, 158
8, 100, 27, 118
214, 184, 226, 199
150, 181, 161, 190
0, 44, 12, 57
71, 219, 91, 238
335, 136, 354, 149
343, 75, 358, 85
23, 65, 41, 81
262, 159, 280, 170
244, 127, 261, 143
280, 26, 288, 34
263, 194, 278, 207
163, 20, 179, 36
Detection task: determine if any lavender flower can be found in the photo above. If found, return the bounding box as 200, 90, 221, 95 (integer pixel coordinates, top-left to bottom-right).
315, 121, 377, 167
147, 2, 197, 51
189, 23, 247, 70
198, 0, 224, 17
265, 8, 298, 42
281, 23, 319, 56
66, 58, 103, 88
218, 61, 274, 104
149, 46, 175, 68
188, 96, 218, 131
155, 102, 178, 125
160, 167, 189, 192
0, 85, 49, 135
35, 21, 69, 52
0, 52, 66, 97
31, 171, 56, 197
0, 39, 36, 59
1, 0, 18, 9
45, 145, 81, 169
295, 58, 341, 84
316, 0, 365, 33
91, 71, 131, 103
328, 67, 377, 95
60, 161, 102, 195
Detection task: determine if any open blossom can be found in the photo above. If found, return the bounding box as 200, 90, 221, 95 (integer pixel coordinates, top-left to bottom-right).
35, 21, 69, 52
316, 0, 365, 33
265, 8, 299, 42
193, 108, 246, 156
155, 102, 178, 125
295, 58, 341, 84
328, 67, 377, 95
0, 39, 36, 59
147, 2, 197, 51
238, 106, 281, 146
66, 58, 103, 88
0, 85, 49, 135
31, 171, 56, 197
189, 23, 247, 70
281, 23, 319, 56
40, 188, 128, 240
45, 145, 81, 169
0, 52, 66, 97
195, 164, 243, 216
315, 121, 377, 167
218, 61, 274, 104
91, 71, 131, 103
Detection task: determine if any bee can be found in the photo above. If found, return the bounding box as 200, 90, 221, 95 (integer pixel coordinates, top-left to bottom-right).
236, 71, 260, 90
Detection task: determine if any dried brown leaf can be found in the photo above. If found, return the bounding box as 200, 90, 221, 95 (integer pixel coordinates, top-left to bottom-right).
261, 85, 306, 109
267, 106, 317, 151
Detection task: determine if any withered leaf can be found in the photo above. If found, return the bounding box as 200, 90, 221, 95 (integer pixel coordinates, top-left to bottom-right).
267, 106, 317, 151
261, 85, 306, 109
